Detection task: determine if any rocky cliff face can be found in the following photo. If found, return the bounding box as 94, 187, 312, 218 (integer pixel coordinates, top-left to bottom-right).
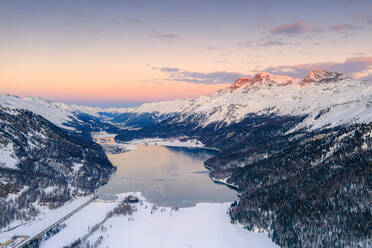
301, 70, 347, 85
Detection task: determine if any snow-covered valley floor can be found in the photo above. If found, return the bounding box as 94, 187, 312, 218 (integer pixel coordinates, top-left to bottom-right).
92, 132, 215, 154
0, 195, 93, 243
40, 192, 278, 248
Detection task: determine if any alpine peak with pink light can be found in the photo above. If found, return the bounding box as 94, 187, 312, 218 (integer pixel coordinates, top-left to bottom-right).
252, 72, 299, 85
230, 77, 253, 90
231, 72, 299, 91
230, 70, 350, 91
301, 70, 347, 85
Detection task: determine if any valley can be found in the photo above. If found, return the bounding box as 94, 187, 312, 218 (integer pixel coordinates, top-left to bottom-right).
2, 1, 372, 247
0, 138, 276, 248
0, 70, 371, 248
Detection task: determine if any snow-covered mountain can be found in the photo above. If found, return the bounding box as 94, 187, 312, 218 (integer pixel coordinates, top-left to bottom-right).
1, 70, 371, 133
0, 107, 114, 229
113, 70, 372, 132
0, 94, 96, 128
0, 94, 126, 138
109, 71, 371, 248
0, 69, 371, 248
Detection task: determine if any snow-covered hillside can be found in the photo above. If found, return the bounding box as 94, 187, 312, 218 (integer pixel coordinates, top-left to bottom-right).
38, 192, 278, 248
121, 70, 372, 131
0, 94, 99, 128
0, 107, 114, 228
1, 70, 371, 133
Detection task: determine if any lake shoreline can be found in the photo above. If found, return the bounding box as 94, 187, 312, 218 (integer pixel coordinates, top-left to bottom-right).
96, 143, 236, 207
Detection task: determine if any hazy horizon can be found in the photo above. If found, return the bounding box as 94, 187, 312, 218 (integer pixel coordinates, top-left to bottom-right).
1, 0, 372, 105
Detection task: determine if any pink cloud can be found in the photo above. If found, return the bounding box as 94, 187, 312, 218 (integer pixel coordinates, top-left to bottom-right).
264, 57, 372, 81
256, 15, 271, 22
270, 21, 319, 36
353, 13, 372, 24
353, 13, 369, 21
328, 23, 354, 31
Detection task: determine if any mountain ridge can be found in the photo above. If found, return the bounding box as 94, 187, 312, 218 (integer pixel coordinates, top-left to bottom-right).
1, 70, 370, 133
0, 107, 115, 229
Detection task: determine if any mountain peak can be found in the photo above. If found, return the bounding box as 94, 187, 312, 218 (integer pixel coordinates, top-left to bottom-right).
253, 72, 299, 85
230, 72, 299, 90
301, 70, 347, 85
230, 77, 253, 90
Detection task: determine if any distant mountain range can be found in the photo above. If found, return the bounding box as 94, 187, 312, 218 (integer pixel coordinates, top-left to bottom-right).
1, 70, 370, 133
0, 70, 371, 247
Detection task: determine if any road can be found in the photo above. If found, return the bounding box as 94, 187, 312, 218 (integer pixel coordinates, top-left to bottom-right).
13, 193, 97, 248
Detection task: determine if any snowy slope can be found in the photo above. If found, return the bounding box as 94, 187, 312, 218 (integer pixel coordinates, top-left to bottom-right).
120, 70, 372, 131
0, 107, 115, 229
0, 195, 93, 241
0, 94, 104, 129
0, 145, 18, 170
39, 192, 278, 248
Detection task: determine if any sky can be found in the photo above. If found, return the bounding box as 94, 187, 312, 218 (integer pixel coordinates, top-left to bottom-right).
1, 0, 372, 107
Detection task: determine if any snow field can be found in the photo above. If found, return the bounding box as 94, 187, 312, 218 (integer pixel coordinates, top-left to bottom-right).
41, 193, 278, 248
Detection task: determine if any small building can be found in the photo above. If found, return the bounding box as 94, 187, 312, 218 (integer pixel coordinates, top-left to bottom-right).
126, 195, 139, 203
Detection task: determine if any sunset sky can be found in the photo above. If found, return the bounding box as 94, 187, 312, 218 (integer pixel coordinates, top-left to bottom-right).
1, 0, 372, 106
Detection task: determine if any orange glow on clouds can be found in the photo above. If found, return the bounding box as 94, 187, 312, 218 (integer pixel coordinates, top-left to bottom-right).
0, 44, 232, 104
1, 0, 372, 105
0, 75, 228, 104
